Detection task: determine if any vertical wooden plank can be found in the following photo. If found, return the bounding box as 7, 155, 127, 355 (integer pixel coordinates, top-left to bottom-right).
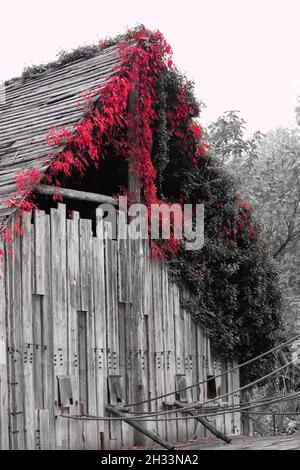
32, 293, 47, 450
4, 229, 25, 450
152, 259, 166, 440
203, 330, 208, 403
207, 337, 214, 376
197, 326, 205, 403
232, 360, 241, 436
165, 281, 177, 443
117, 216, 135, 449
142, 240, 154, 442
79, 218, 91, 313
118, 303, 131, 447
123, 232, 149, 447
79, 218, 98, 449
191, 321, 198, 404
123, 299, 135, 448
66, 212, 81, 450
118, 210, 131, 304
173, 283, 187, 442
0, 239, 9, 450
104, 222, 122, 448
220, 358, 228, 434
5, 239, 14, 450
183, 306, 195, 440
146, 245, 157, 439
31, 229, 35, 295
224, 359, 232, 435
104, 223, 119, 368
78, 311, 88, 413
39, 409, 50, 450
68, 404, 81, 450
117, 209, 136, 445
228, 359, 235, 436
122, 253, 135, 448
214, 359, 223, 434
21, 211, 35, 449
0, 364, 9, 450
42, 213, 55, 449
134, 239, 151, 446
50, 203, 68, 449
201, 329, 209, 439
33, 213, 47, 448
93, 208, 109, 448
162, 267, 173, 442
181, 286, 195, 440
34, 210, 45, 295
32, 295, 44, 410
205, 338, 216, 439
194, 325, 205, 439
7, 229, 25, 449
190, 320, 200, 439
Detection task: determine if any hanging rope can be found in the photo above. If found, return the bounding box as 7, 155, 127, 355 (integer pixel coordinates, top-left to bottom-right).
125, 333, 300, 408
58, 390, 300, 423
118, 358, 297, 418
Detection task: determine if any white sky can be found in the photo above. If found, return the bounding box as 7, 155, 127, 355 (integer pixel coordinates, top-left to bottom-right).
1, 0, 300, 134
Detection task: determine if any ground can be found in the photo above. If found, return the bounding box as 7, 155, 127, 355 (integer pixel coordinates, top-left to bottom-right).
175, 435, 300, 450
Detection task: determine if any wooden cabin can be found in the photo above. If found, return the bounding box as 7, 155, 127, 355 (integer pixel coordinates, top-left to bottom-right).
0, 40, 240, 450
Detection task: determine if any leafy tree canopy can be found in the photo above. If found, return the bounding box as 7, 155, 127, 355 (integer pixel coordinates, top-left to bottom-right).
152, 75, 284, 383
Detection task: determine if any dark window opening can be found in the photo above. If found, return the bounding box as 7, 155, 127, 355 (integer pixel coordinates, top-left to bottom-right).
207, 375, 217, 399
34, 147, 129, 233
61, 147, 129, 196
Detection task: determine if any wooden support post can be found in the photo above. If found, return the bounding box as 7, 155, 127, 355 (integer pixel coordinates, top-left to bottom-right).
126, 87, 150, 445
50, 204, 69, 449
174, 400, 232, 444
273, 414, 276, 436
21, 212, 36, 449
241, 390, 253, 437
0, 239, 9, 450
105, 405, 174, 450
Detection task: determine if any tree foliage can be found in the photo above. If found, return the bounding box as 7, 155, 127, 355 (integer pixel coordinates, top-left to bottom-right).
227, 122, 300, 338
152, 84, 283, 383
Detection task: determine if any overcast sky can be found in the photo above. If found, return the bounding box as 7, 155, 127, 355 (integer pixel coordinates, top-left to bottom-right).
1, 0, 300, 135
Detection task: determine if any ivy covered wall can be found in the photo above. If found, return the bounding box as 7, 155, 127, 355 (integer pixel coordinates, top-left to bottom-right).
2, 27, 284, 383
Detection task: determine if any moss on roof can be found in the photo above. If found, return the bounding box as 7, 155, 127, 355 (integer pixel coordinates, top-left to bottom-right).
5, 26, 141, 86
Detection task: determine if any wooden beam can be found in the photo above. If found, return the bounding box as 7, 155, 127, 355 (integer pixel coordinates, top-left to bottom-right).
33, 185, 118, 207
105, 405, 175, 450
128, 89, 141, 203
174, 401, 232, 444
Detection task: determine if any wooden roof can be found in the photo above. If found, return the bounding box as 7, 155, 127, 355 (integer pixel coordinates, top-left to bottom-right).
0, 45, 119, 228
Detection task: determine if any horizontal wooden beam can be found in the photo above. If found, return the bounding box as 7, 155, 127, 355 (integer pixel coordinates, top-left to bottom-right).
33, 184, 118, 207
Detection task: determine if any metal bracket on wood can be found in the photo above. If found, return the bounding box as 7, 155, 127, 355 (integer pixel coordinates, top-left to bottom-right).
105, 405, 175, 450
174, 400, 232, 444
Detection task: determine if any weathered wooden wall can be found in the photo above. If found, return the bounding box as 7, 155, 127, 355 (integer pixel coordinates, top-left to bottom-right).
0, 204, 240, 450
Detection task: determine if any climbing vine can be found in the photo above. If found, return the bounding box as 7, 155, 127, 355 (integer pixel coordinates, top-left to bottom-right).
2, 27, 207, 257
